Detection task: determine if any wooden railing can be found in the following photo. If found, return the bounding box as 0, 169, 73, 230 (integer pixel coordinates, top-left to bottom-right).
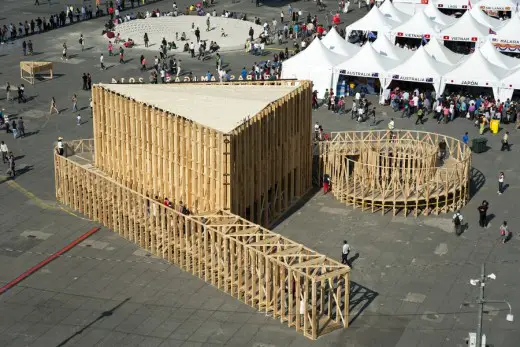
54, 149, 350, 340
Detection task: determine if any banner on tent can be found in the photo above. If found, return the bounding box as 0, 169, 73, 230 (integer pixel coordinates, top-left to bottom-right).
447, 79, 491, 87
442, 35, 479, 42
480, 5, 511, 11
396, 32, 430, 39
437, 4, 468, 9
491, 38, 520, 52
339, 70, 379, 78
391, 75, 434, 83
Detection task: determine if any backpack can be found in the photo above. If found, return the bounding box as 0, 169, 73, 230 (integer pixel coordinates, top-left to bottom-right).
454, 215, 461, 226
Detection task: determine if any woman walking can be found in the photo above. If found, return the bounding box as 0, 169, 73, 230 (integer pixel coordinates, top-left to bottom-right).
498, 172, 505, 195
71, 94, 78, 112
50, 97, 59, 114
144, 33, 149, 48
140, 55, 146, 71
500, 221, 510, 244
61, 42, 68, 61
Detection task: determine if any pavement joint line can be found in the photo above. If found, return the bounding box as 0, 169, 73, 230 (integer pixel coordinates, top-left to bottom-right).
1, 175, 89, 220
0, 247, 170, 266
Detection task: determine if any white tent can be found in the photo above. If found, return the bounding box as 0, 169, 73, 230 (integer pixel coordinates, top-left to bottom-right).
346, 5, 398, 33
478, 0, 515, 11
281, 38, 346, 98
500, 68, 520, 101
479, 40, 520, 69
440, 10, 490, 42
492, 14, 520, 52
332, 43, 400, 91
424, 37, 467, 65
424, 1, 457, 27
379, 0, 411, 23
440, 50, 509, 98
387, 46, 454, 93
372, 34, 413, 60
392, 10, 442, 39
469, 6, 504, 29
321, 28, 361, 57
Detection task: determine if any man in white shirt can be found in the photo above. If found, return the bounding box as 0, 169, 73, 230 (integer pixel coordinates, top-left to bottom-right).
100, 53, 105, 70
355, 91, 361, 103
0, 141, 8, 163
388, 118, 395, 130
341, 240, 350, 265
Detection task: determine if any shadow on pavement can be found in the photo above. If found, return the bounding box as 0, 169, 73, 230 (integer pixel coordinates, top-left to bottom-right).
56, 297, 131, 347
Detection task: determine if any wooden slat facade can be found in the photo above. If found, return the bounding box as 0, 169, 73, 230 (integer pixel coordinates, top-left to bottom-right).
92, 80, 313, 227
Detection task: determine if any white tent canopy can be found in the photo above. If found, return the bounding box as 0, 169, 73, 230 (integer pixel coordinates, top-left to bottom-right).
281, 38, 346, 98
321, 28, 361, 57
441, 50, 509, 98
387, 46, 454, 93
379, 0, 411, 23
440, 10, 490, 42
372, 34, 413, 60
479, 40, 520, 69
346, 5, 398, 33
333, 43, 400, 90
502, 68, 520, 89
424, 37, 467, 65
478, 0, 515, 11
392, 10, 442, 39
469, 6, 505, 29
424, 1, 457, 27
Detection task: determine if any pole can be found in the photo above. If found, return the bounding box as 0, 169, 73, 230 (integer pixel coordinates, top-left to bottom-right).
476, 263, 485, 347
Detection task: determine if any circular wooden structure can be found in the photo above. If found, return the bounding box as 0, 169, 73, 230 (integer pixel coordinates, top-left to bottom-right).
319, 130, 472, 216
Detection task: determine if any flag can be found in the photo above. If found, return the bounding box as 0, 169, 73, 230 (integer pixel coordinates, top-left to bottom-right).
468, 0, 472, 9
489, 28, 497, 35
421, 34, 428, 45
368, 31, 376, 39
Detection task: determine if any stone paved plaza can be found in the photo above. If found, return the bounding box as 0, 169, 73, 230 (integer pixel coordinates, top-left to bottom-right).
1, 1, 520, 346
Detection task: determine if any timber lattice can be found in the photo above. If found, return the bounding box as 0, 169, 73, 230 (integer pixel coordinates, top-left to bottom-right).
318, 130, 472, 216
54, 139, 350, 340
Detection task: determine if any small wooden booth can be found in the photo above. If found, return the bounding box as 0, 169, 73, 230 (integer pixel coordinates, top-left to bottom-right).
20, 61, 54, 85
91, 81, 313, 227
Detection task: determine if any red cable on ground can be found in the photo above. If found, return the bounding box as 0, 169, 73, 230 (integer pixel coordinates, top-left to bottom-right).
0, 226, 101, 295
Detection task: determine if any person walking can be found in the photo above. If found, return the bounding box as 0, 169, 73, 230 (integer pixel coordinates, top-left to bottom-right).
477, 200, 489, 228
82, 73, 88, 90
6, 82, 12, 102
0, 141, 8, 164
11, 119, 17, 139
452, 210, 463, 236
27, 40, 33, 55
498, 172, 505, 195
415, 108, 424, 125
100, 53, 105, 70
144, 32, 149, 47
499, 221, 510, 244
56, 136, 64, 156
76, 113, 82, 126
119, 46, 125, 64
388, 118, 395, 131
50, 97, 59, 114
462, 132, 469, 146
79, 34, 85, 51
341, 240, 350, 265
61, 42, 68, 61
71, 94, 78, 112
6, 152, 15, 178
176, 59, 182, 77
501, 131, 510, 151
17, 117, 25, 138
206, 16, 210, 31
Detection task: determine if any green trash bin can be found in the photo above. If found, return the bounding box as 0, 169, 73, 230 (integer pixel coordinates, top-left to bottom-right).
471, 137, 488, 153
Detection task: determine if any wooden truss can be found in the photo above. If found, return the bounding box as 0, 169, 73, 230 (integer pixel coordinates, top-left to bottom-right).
20, 61, 53, 85
54, 140, 350, 339
318, 130, 472, 216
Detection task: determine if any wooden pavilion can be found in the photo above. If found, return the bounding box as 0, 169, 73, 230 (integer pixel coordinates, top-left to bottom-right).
20, 61, 53, 85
